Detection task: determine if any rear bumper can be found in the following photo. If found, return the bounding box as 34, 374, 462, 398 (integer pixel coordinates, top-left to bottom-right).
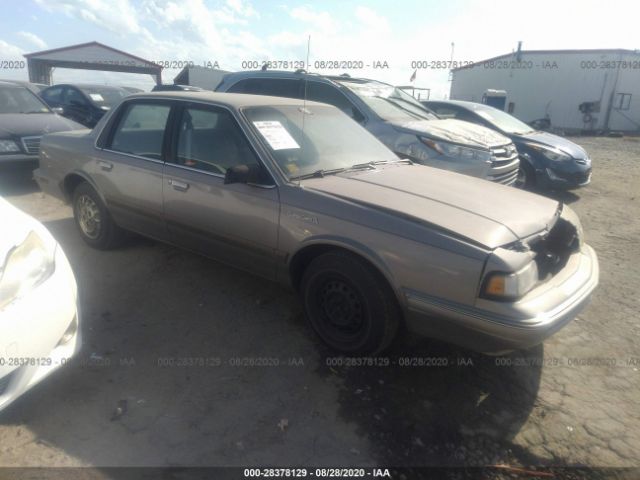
404, 244, 599, 353
0, 244, 81, 414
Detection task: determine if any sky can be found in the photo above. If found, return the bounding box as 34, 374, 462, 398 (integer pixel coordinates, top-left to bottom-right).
0, 0, 638, 99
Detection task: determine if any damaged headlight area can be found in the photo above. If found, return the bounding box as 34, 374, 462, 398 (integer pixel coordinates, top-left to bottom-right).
419, 137, 492, 163
0, 231, 56, 310
480, 205, 583, 301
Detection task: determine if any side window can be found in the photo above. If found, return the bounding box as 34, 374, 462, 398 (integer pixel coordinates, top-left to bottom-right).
42, 87, 63, 104
228, 78, 302, 99
109, 103, 171, 160
306, 82, 364, 122
64, 88, 88, 106
175, 107, 261, 175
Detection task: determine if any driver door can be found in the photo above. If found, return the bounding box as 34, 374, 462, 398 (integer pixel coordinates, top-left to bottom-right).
162, 103, 280, 279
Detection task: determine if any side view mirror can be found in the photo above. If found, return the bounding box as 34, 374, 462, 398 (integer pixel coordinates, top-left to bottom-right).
224, 164, 262, 185
51, 107, 64, 115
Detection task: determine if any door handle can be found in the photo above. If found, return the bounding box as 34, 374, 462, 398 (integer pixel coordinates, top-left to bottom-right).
98, 160, 113, 171
169, 179, 189, 192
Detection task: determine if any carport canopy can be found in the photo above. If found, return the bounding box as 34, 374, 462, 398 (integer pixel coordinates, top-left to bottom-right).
24, 41, 162, 85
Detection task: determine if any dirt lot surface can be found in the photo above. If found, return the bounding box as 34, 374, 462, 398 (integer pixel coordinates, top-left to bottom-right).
0, 137, 638, 476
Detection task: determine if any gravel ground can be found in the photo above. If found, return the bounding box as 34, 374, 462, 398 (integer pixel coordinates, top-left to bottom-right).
0, 136, 638, 476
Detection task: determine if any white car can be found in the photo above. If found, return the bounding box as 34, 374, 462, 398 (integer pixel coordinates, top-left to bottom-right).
0, 197, 80, 413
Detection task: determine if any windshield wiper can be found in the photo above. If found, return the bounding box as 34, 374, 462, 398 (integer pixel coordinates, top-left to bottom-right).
350, 158, 412, 170
290, 167, 346, 181
22, 110, 48, 114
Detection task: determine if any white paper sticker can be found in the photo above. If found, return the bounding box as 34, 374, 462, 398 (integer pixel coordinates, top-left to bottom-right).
253, 121, 300, 150
89, 93, 104, 102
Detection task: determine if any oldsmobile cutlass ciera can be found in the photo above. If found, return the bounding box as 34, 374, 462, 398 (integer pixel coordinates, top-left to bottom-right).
34, 92, 599, 354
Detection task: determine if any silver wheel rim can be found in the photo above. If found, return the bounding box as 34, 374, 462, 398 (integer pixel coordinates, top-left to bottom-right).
77, 194, 101, 239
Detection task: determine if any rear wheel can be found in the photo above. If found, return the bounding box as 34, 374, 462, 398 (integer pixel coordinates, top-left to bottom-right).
301, 250, 400, 354
72, 182, 125, 249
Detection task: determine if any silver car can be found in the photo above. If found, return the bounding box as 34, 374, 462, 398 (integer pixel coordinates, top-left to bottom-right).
34, 92, 599, 354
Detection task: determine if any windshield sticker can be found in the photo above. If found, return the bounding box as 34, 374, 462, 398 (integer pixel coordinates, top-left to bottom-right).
253, 121, 300, 150
89, 93, 105, 102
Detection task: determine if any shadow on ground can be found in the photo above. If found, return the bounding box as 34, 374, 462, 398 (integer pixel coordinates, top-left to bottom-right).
0, 163, 39, 196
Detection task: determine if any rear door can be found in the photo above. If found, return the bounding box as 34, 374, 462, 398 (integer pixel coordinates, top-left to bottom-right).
162, 102, 280, 279
93, 99, 172, 240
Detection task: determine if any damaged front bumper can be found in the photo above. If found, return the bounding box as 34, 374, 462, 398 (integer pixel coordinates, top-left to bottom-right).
404, 242, 598, 354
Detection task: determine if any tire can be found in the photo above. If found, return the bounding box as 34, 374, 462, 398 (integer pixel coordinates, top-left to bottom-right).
301, 250, 401, 354
516, 160, 536, 190
72, 182, 125, 250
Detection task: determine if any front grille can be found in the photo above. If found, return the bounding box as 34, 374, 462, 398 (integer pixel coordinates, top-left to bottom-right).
530, 218, 580, 279
0, 372, 14, 395
488, 143, 520, 185
21, 136, 42, 155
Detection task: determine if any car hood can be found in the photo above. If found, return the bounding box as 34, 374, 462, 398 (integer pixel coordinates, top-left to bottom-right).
391, 118, 510, 149
303, 164, 560, 249
517, 131, 588, 159
0, 113, 85, 138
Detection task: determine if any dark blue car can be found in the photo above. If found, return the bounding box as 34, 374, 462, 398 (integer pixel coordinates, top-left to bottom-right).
424, 100, 592, 190
39, 83, 129, 128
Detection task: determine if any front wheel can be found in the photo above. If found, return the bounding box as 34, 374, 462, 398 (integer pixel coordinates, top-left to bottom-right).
301, 250, 401, 354
72, 182, 125, 249
516, 160, 536, 190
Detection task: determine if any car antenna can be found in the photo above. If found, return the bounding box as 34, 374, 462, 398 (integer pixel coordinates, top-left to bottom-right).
298, 35, 311, 186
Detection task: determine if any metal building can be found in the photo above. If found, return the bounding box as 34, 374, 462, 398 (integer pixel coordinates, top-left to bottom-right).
173, 66, 230, 90
450, 48, 640, 133
24, 41, 162, 86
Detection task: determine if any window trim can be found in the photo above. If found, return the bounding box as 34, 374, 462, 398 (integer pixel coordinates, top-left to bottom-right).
101, 99, 174, 162
305, 80, 366, 124
227, 76, 304, 99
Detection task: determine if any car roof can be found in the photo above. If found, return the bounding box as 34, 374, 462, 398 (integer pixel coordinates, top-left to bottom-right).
425, 99, 482, 109
126, 91, 332, 109
221, 70, 391, 87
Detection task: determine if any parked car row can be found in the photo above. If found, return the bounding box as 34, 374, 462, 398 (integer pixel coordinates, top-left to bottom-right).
1, 72, 599, 414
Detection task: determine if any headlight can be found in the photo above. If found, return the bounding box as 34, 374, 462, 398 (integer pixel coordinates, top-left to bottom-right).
0, 231, 56, 310
419, 137, 491, 163
525, 143, 571, 162
0, 139, 21, 153
482, 261, 538, 300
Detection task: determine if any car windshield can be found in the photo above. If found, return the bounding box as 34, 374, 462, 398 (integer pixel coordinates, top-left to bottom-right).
470, 104, 535, 134
337, 80, 438, 122
0, 85, 51, 114
243, 104, 396, 180
79, 87, 128, 107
